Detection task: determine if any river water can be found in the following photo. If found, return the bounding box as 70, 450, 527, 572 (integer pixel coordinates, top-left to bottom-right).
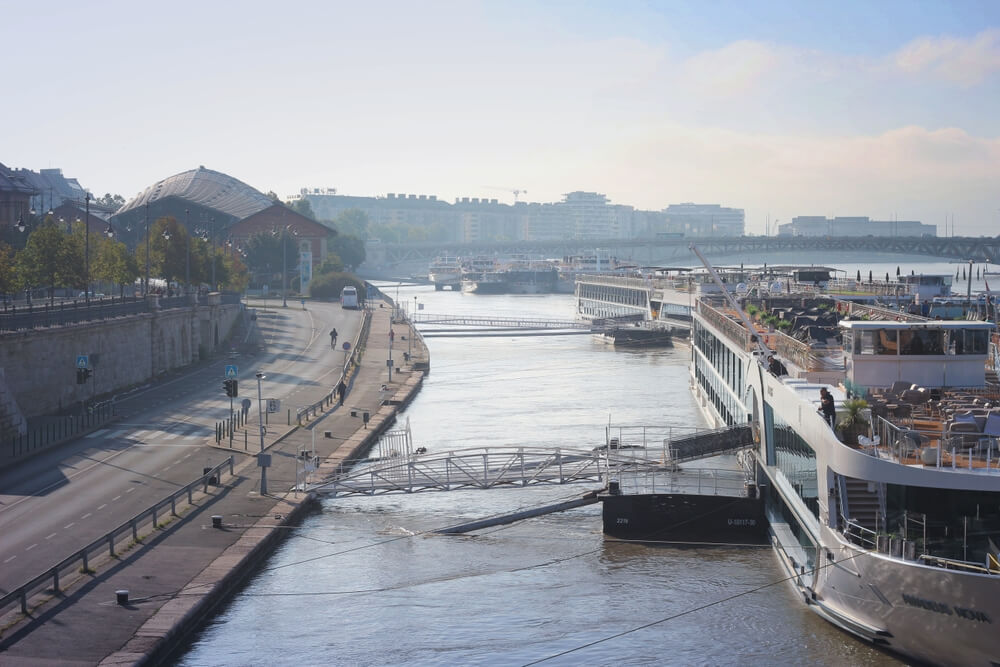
178, 276, 909, 666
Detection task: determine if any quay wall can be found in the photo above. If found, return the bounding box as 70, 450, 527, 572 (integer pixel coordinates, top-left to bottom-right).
0, 300, 241, 418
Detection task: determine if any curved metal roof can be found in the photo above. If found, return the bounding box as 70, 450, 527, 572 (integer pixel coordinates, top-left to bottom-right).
117, 166, 274, 220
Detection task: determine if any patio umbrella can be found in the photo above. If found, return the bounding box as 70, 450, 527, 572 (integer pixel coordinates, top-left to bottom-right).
868, 270, 873, 283
896, 266, 900, 276
856, 270, 861, 281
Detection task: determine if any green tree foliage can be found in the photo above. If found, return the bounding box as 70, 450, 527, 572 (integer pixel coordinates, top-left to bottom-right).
308, 271, 363, 299
16, 219, 81, 303
94, 236, 140, 298
290, 198, 316, 220
332, 208, 368, 239
243, 230, 298, 279
328, 234, 366, 271
96, 193, 126, 212
0, 242, 16, 299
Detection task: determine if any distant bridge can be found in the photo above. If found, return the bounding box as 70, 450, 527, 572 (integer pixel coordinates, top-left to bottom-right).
414, 314, 589, 331
372, 235, 1000, 267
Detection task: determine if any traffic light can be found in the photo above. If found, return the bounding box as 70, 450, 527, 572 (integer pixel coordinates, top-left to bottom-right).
223, 379, 238, 397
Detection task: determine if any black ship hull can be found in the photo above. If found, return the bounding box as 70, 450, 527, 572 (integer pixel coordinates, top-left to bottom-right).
601, 493, 767, 544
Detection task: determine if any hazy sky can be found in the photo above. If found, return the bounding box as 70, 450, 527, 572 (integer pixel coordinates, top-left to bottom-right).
5, 0, 999, 235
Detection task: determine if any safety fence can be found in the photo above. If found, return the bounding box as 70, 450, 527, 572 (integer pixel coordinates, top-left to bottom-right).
0, 292, 243, 332
3, 401, 116, 462
0, 456, 235, 617
296, 308, 373, 425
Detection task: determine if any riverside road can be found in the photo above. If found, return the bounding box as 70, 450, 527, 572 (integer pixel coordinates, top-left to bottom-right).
0, 301, 359, 590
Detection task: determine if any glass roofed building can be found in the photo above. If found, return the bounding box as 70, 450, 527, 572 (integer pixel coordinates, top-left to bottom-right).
112, 166, 277, 248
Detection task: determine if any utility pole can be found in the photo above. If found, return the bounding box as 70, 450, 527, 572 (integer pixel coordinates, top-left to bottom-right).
84, 193, 91, 305
144, 203, 150, 296
256, 371, 267, 494
185, 208, 190, 295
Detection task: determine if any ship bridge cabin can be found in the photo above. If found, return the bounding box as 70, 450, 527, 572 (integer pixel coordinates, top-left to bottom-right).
841, 321, 994, 389
897, 273, 953, 301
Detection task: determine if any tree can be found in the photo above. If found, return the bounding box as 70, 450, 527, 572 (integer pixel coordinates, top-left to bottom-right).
332, 208, 368, 239
329, 234, 366, 271
290, 197, 316, 220
243, 231, 298, 280
93, 236, 139, 298
16, 220, 80, 303
96, 193, 126, 212
0, 242, 16, 302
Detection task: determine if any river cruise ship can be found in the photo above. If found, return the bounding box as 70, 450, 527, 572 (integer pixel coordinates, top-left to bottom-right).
689, 289, 1000, 665
428, 256, 463, 291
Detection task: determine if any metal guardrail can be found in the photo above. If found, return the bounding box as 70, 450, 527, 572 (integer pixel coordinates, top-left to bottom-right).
0, 456, 235, 618
297, 308, 373, 425
0, 293, 244, 332
4, 401, 116, 461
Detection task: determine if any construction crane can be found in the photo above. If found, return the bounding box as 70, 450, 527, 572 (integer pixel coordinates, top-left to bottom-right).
482, 186, 527, 203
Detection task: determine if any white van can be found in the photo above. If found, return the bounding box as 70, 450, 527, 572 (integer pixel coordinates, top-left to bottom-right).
340, 285, 359, 309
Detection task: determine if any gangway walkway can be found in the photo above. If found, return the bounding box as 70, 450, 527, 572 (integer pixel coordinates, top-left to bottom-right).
414, 314, 590, 330
665, 425, 754, 464
308, 446, 667, 497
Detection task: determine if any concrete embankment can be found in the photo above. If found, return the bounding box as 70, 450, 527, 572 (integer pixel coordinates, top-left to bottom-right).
0, 298, 429, 667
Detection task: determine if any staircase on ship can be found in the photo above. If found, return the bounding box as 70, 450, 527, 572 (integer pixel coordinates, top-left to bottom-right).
839, 475, 885, 535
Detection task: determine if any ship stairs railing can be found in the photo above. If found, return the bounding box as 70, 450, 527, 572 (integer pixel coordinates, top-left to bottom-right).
308, 446, 664, 497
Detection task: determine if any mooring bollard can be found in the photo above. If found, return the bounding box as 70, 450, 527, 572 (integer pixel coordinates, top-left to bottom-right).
116, 590, 129, 605
211, 515, 223, 528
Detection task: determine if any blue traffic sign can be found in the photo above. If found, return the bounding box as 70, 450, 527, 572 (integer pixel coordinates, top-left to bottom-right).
225, 364, 238, 378
342, 341, 351, 351
76, 355, 89, 369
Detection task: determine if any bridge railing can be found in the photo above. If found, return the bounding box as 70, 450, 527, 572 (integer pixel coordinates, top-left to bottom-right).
0, 457, 234, 618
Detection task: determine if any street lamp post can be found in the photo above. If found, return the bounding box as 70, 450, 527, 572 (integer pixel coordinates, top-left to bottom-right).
255, 371, 268, 495
282, 229, 288, 307
185, 209, 190, 295
84, 193, 91, 305
144, 203, 150, 297
210, 216, 216, 290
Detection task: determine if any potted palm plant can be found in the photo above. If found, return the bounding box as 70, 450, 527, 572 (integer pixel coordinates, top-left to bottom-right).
836, 398, 870, 446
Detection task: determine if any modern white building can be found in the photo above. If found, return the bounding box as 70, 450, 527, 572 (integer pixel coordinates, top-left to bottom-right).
778, 216, 937, 237
663, 203, 745, 236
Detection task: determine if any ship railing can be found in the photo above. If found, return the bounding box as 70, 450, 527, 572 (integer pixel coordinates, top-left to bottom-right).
873, 416, 1000, 473
604, 424, 749, 462
824, 279, 908, 297
616, 467, 749, 497
917, 554, 996, 574
841, 516, 879, 550
833, 299, 930, 322
696, 300, 752, 351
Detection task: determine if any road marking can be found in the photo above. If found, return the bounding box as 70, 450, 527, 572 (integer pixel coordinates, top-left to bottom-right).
81, 513, 92, 519
26, 543, 37, 551
86, 429, 109, 439
112, 495, 121, 501
162, 432, 179, 441
125, 487, 135, 493
45, 533, 57, 540
3, 555, 15, 563
98, 504, 107, 510
64, 522, 75, 529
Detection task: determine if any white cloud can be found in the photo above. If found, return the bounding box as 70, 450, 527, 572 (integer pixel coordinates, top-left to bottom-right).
676, 40, 784, 96
894, 28, 1000, 86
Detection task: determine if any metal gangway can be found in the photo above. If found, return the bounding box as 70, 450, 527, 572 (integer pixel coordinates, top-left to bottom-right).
308, 446, 667, 497
414, 314, 590, 331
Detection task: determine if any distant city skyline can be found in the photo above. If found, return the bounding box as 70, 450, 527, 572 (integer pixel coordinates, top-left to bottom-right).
4, 1, 998, 236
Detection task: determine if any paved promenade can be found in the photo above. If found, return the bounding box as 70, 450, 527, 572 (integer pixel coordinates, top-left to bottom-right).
0, 300, 428, 666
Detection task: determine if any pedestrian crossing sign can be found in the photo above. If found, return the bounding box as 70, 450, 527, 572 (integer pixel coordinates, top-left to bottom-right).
77, 355, 89, 369
225, 365, 238, 378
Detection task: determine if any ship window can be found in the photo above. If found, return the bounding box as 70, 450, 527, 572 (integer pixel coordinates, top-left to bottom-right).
899, 329, 943, 355
954, 329, 988, 355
